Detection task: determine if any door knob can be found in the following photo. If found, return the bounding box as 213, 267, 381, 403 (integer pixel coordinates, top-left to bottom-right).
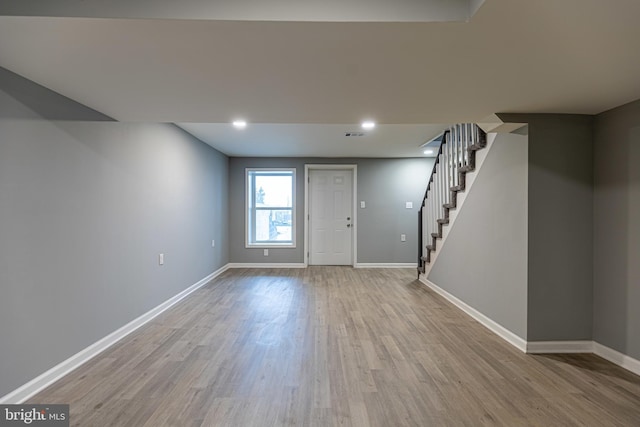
347, 217, 351, 220
347, 224, 351, 227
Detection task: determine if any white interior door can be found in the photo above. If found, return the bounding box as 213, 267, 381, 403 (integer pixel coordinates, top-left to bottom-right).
309, 169, 353, 265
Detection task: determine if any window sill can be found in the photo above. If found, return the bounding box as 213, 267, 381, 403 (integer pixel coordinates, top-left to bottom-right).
246, 244, 297, 249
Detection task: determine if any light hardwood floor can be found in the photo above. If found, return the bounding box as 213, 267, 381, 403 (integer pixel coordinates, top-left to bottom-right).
31, 267, 640, 426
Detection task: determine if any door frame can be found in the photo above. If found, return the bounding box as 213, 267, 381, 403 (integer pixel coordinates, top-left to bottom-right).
304, 164, 358, 267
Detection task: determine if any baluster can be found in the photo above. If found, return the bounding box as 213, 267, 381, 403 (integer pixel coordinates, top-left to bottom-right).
445, 131, 449, 197
428, 190, 432, 244
441, 149, 445, 218
470, 123, 475, 150
461, 124, 466, 167
452, 126, 456, 187
431, 187, 435, 239
428, 198, 431, 247
435, 161, 439, 224
458, 124, 463, 175
454, 125, 459, 187
448, 130, 452, 188
423, 205, 428, 253
424, 197, 428, 247
430, 188, 433, 241
465, 123, 470, 166
457, 124, 462, 183
438, 154, 443, 220
460, 125, 464, 170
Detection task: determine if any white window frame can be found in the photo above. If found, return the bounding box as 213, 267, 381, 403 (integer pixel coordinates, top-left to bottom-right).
245, 168, 296, 248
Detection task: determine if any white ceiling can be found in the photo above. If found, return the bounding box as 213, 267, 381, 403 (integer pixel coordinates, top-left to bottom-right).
1, 0, 639, 157
178, 123, 446, 157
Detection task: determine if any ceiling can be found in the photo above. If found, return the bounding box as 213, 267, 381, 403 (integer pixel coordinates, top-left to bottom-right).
1, 0, 639, 157
179, 123, 446, 158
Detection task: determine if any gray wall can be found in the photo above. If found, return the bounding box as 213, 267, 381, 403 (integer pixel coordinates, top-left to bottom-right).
500, 114, 594, 342
593, 99, 640, 359
228, 157, 433, 264
428, 132, 529, 339
0, 79, 229, 397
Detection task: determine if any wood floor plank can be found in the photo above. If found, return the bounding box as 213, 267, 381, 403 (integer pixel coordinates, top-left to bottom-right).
28, 267, 640, 426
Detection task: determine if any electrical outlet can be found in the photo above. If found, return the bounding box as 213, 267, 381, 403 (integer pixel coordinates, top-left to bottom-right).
264, 249, 269, 256
401, 234, 406, 242
159, 253, 164, 265
360, 201, 366, 208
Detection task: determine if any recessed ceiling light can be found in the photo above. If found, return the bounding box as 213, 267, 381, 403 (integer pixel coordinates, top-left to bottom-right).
232, 120, 247, 129
361, 121, 376, 130
424, 149, 434, 155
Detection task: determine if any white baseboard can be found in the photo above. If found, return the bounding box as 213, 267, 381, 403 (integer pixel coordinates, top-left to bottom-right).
419, 277, 527, 352
227, 263, 415, 269
418, 278, 640, 377
227, 263, 307, 269
529, 342, 640, 376
354, 263, 417, 268
527, 341, 593, 353
0, 265, 229, 404
594, 342, 640, 376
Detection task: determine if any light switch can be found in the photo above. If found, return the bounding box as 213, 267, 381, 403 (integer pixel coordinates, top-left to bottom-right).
360, 201, 366, 209
264, 249, 269, 256
212, 240, 215, 248
401, 234, 406, 242
406, 202, 413, 209
159, 253, 164, 265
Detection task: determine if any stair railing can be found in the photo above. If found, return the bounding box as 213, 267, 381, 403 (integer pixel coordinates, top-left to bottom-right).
418, 124, 487, 276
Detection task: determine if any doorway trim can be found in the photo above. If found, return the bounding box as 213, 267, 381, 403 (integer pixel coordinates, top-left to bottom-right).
304, 164, 357, 267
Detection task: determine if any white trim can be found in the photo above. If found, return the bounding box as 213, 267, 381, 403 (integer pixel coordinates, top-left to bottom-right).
420, 279, 640, 377
304, 164, 358, 267
227, 263, 307, 269
0, 265, 230, 404
527, 341, 593, 354
594, 342, 640, 376
355, 263, 417, 268
245, 168, 296, 249
419, 277, 528, 352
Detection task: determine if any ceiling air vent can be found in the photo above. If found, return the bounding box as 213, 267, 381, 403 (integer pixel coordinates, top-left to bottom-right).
345, 132, 365, 137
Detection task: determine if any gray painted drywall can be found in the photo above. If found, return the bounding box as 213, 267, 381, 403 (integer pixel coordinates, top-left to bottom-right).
228, 157, 433, 264
0, 67, 113, 121
0, 118, 228, 398
500, 114, 594, 341
593, 99, 640, 359
427, 132, 529, 339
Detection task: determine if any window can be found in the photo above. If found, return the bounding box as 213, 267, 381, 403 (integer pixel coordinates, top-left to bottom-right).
246, 168, 295, 247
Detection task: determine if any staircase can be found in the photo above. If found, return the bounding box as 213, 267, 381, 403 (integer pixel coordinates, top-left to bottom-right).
418, 124, 487, 276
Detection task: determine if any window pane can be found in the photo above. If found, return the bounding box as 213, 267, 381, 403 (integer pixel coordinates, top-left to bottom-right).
255, 209, 292, 242
247, 168, 295, 247
255, 175, 292, 208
